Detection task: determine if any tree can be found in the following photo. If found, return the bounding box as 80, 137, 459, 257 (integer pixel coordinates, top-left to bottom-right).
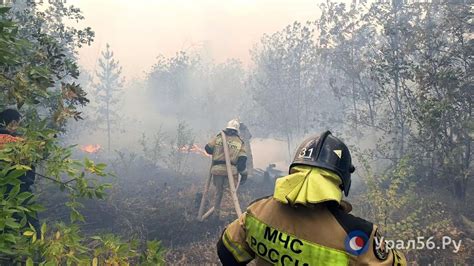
359, 1, 472, 201
93, 43, 124, 152
165, 121, 195, 176
204, 59, 246, 130
317, 1, 379, 132
247, 21, 342, 157
0, 5, 104, 260
403, 2, 472, 201
0, 2, 93, 127
314, 1, 472, 261
0, 5, 164, 264
146, 51, 247, 132
318, 1, 472, 201
147, 51, 196, 117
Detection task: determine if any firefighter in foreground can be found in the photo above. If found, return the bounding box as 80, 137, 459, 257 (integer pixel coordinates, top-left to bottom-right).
205, 119, 247, 217
217, 131, 407, 265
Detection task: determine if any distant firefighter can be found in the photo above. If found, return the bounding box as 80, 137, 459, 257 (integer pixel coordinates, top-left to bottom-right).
239, 122, 253, 175
205, 119, 247, 217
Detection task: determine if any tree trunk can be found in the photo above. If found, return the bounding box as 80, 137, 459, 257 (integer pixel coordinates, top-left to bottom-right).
106, 100, 111, 153
454, 178, 466, 202
286, 133, 292, 163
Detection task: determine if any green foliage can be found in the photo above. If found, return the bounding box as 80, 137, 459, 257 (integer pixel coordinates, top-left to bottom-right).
139, 127, 167, 167
244, 1, 472, 262
0, 6, 165, 264
247, 21, 339, 154
13, 223, 166, 265
138, 123, 195, 174
0, 121, 112, 258
146, 51, 247, 130
317, 1, 379, 130
29, 223, 90, 265
111, 150, 139, 180
356, 155, 458, 261
359, 157, 419, 235
319, 1, 472, 262
140, 240, 166, 266
91, 234, 138, 265
0, 2, 92, 126
319, 0, 472, 200
148, 51, 196, 104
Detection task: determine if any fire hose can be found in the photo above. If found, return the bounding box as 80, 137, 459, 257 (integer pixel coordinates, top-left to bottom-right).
197, 131, 242, 221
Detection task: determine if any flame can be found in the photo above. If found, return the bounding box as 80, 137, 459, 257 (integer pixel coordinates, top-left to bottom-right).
80, 144, 101, 153
190, 144, 211, 157
178, 144, 211, 157
178, 145, 189, 152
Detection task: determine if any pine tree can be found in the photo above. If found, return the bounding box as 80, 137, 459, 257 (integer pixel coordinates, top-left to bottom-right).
94, 44, 123, 152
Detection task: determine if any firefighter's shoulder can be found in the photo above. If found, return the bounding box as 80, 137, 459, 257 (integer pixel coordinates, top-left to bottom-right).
246, 195, 273, 211
226, 133, 244, 144
237, 135, 245, 143
326, 201, 373, 237
360, 225, 407, 265
324, 202, 408, 264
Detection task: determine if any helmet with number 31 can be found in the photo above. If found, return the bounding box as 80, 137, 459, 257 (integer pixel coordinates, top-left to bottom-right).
290, 131, 355, 196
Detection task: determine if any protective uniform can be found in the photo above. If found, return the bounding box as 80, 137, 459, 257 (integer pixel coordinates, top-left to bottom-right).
217, 131, 407, 265
205, 119, 247, 214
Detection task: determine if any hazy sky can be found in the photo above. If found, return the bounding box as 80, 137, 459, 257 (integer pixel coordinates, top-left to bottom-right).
69, 0, 322, 79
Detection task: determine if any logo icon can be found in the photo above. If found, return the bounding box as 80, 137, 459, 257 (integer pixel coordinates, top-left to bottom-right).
345, 230, 369, 256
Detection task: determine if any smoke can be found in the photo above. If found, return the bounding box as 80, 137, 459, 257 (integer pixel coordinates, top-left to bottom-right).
62, 0, 373, 186
251, 138, 290, 171
73, 0, 320, 79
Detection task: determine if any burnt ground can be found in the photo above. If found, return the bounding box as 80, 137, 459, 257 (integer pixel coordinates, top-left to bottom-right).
35, 151, 474, 264
37, 153, 275, 264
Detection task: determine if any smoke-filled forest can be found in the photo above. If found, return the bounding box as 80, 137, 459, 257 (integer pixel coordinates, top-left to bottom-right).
0, 0, 472, 265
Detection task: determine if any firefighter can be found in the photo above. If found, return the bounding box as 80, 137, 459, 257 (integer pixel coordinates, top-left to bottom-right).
205, 119, 247, 217
217, 131, 407, 265
0, 109, 40, 235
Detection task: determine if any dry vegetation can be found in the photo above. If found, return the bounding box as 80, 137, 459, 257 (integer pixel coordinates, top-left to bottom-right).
38, 151, 273, 264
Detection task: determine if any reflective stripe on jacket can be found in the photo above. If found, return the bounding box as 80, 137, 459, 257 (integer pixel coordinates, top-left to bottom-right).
217, 196, 407, 265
